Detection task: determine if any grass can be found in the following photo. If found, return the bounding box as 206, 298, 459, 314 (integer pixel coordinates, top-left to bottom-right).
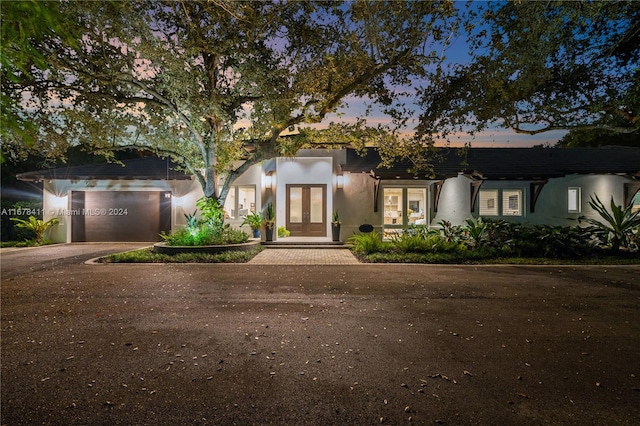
1, 240, 54, 248
101, 246, 263, 263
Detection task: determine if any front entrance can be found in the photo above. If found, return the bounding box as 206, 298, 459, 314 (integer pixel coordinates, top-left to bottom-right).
286, 184, 326, 237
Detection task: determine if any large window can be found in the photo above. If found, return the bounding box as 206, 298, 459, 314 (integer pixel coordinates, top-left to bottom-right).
479, 188, 523, 217
568, 187, 581, 213
223, 185, 256, 219
383, 187, 428, 237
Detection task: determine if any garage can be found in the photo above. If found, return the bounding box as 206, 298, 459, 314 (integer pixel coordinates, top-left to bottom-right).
71, 191, 172, 242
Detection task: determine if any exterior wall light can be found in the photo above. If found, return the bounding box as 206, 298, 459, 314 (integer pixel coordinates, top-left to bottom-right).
263, 172, 275, 190
337, 174, 345, 189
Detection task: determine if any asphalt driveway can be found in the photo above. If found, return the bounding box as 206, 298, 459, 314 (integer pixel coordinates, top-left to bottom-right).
1, 244, 639, 425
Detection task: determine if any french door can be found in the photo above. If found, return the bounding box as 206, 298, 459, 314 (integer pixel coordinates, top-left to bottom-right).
286, 184, 326, 237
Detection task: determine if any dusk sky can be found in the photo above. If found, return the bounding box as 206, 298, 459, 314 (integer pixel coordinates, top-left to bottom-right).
305, 2, 570, 149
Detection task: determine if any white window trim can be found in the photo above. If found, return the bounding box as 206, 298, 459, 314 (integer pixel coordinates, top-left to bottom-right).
479, 188, 525, 217
479, 189, 499, 216
382, 186, 429, 234
568, 187, 581, 213
502, 189, 523, 216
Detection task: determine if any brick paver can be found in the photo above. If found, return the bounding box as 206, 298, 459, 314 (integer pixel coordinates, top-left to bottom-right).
248, 248, 360, 265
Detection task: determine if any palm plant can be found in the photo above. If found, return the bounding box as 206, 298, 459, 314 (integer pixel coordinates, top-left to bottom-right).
10, 215, 59, 244
581, 194, 640, 252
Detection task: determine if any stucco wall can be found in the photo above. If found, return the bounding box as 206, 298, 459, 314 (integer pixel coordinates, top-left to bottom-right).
334, 173, 378, 238
432, 174, 471, 226
527, 174, 630, 226
273, 157, 334, 240
42, 178, 202, 243
432, 174, 633, 227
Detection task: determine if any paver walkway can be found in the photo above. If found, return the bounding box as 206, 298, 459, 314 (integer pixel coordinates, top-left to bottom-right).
248, 248, 360, 264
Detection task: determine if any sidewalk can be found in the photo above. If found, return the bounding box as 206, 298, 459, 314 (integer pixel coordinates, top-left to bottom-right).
248, 248, 360, 264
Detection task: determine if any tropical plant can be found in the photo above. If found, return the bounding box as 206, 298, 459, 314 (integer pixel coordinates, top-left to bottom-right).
581, 195, 640, 252
464, 218, 487, 248
332, 211, 341, 226
437, 220, 465, 243
263, 203, 275, 229
10, 215, 59, 244
278, 226, 290, 238
184, 210, 199, 229
241, 212, 263, 231
534, 225, 596, 258
348, 231, 390, 255
161, 224, 248, 247
196, 197, 225, 230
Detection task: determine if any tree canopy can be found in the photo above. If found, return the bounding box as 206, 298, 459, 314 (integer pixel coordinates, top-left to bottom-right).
2, 0, 457, 201
417, 0, 640, 143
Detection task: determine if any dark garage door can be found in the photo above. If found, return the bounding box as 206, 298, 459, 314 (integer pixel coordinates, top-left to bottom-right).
71, 191, 171, 242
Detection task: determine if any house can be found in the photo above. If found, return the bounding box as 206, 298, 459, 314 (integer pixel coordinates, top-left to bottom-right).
17, 146, 640, 243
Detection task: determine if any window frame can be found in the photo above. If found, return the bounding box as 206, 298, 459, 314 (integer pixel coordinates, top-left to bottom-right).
502, 189, 523, 216
478, 188, 525, 217
567, 187, 581, 213
479, 189, 499, 216
382, 186, 429, 238
223, 185, 256, 220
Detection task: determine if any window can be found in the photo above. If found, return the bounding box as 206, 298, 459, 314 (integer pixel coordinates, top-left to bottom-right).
502, 190, 522, 216
479, 190, 499, 216
382, 187, 428, 238
479, 188, 523, 216
383, 188, 403, 225
223, 185, 256, 219
407, 188, 427, 225
568, 187, 581, 213
632, 192, 640, 214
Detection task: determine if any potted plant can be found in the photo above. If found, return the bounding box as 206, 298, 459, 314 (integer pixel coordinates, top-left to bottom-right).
241, 212, 262, 238
331, 211, 341, 242
263, 203, 275, 241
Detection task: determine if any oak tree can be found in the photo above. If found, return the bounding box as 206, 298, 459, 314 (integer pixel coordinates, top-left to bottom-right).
2, 0, 457, 203
417, 0, 640, 143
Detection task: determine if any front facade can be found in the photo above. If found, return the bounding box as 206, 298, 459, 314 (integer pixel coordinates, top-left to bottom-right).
19, 147, 640, 243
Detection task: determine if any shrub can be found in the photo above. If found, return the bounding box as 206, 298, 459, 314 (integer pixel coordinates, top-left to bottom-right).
348, 231, 390, 254
581, 194, 640, 252
161, 223, 248, 246
533, 225, 597, 258
278, 226, 290, 238
464, 218, 487, 248
437, 220, 465, 243
10, 215, 59, 244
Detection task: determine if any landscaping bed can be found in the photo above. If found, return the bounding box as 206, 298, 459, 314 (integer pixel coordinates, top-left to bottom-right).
100, 246, 263, 263
152, 240, 260, 255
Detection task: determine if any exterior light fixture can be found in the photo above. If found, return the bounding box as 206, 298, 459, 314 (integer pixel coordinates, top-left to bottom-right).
337, 174, 344, 189
263, 172, 275, 190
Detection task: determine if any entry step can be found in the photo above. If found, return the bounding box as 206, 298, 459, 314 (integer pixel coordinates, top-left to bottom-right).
261, 241, 347, 249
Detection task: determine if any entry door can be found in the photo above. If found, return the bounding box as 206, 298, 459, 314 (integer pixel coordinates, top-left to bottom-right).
286, 185, 326, 236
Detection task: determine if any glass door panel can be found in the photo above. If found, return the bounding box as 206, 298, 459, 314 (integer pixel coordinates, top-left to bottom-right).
289, 187, 303, 223
407, 188, 427, 225
310, 187, 323, 223
383, 188, 403, 225
286, 185, 326, 237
